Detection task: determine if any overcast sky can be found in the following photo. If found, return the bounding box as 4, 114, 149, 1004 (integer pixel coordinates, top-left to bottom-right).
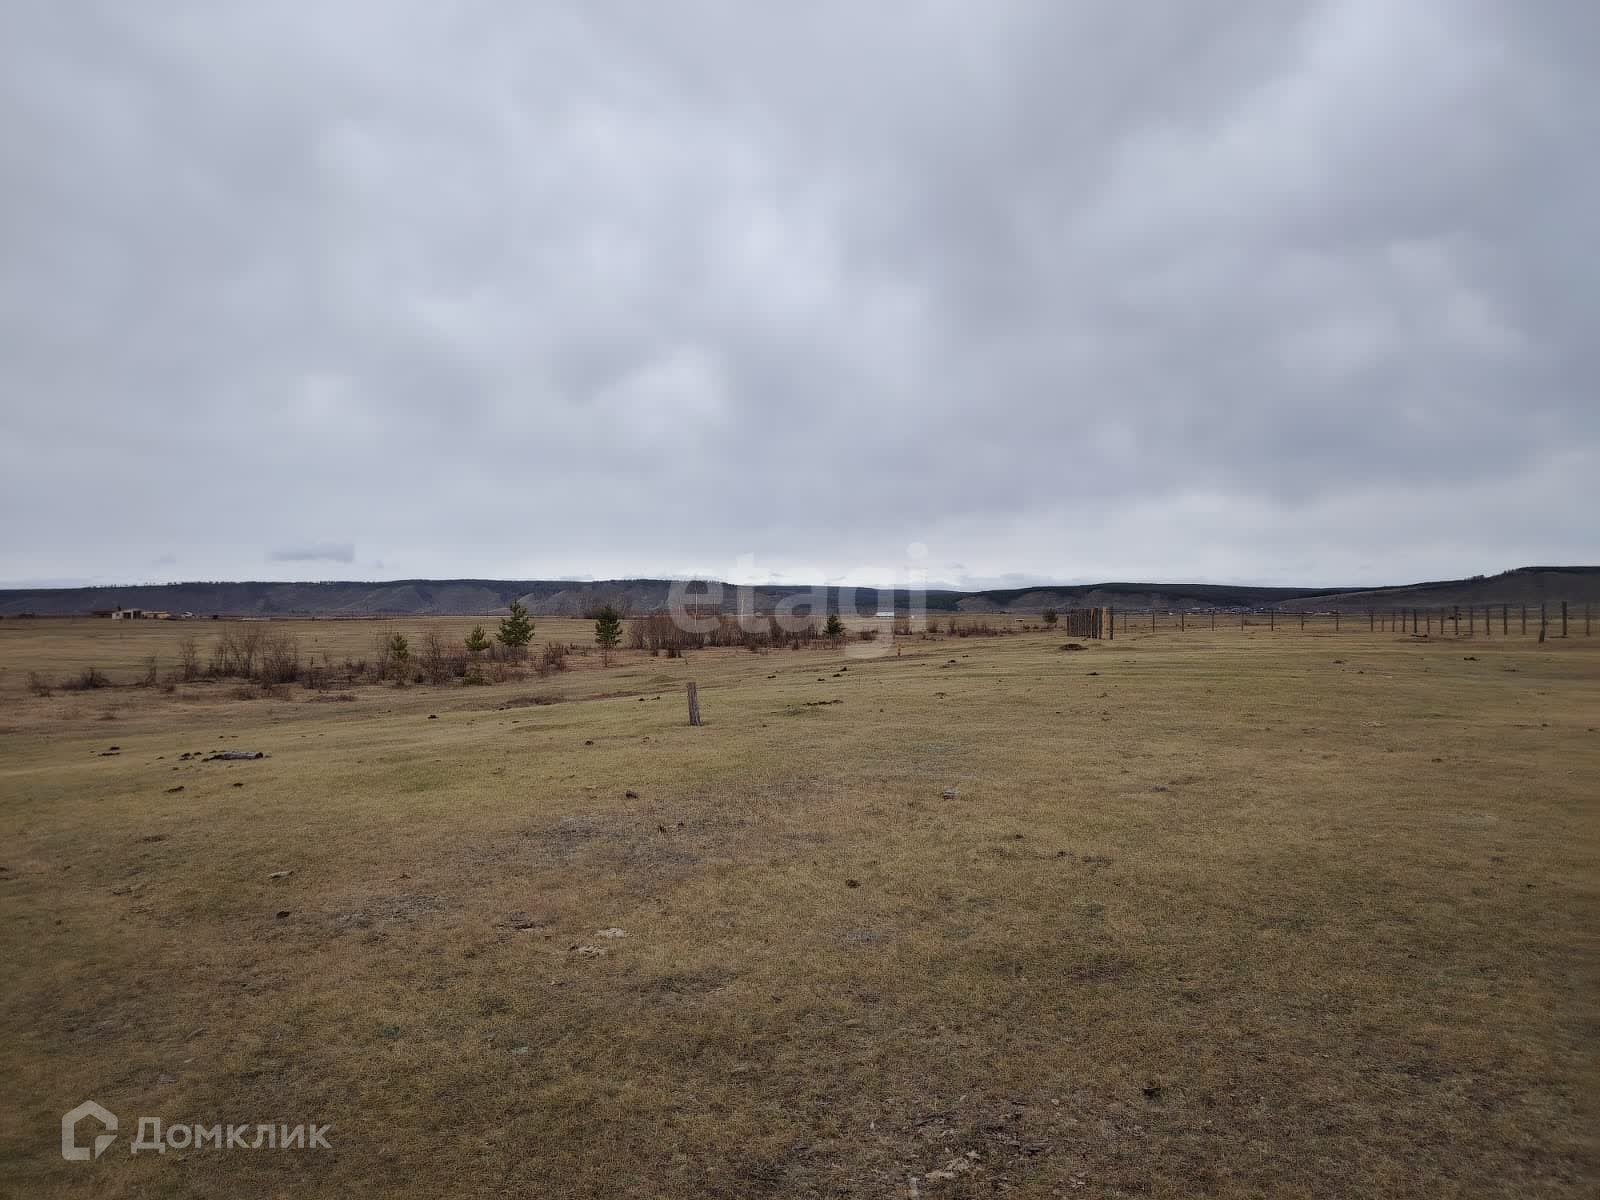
1, 1, 1594, 590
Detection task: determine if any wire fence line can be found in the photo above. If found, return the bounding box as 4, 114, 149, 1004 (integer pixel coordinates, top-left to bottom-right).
1098, 601, 1592, 640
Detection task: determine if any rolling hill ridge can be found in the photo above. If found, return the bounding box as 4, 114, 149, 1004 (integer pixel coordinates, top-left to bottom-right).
1, 567, 1594, 618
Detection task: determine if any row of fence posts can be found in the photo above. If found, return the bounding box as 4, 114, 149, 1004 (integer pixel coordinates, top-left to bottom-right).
677, 601, 1588, 721
1136, 602, 1589, 639
1058, 608, 1109, 638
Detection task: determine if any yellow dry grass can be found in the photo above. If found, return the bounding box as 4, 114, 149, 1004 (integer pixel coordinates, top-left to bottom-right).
1, 617, 1597, 1197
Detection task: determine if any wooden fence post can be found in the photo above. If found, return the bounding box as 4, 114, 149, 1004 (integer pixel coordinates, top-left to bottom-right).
1270, 608, 1275, 631
1300, 610, 1305, 631
1539, 604, 1547, 643
1453, 606, 1460, 637
1335, 611, 1340, 632
1368, 608, 1374, 632
1521, 605, 1527, 635
686, 682, 701, 726
1108, 607, 1115, 641
1562, 601, 1568, 637
1502, 604, 1508, 634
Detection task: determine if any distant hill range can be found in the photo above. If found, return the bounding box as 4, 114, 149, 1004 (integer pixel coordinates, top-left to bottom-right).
1, 567, 1595, 619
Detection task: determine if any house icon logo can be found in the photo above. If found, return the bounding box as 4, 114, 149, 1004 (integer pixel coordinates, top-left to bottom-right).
61, 1100, 117, 1161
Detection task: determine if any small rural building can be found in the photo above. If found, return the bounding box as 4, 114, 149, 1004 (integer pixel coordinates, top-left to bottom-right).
110, 608, 144, 620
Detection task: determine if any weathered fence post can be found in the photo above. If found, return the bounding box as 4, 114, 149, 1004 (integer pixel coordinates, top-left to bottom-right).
1562, 601, 1568, 637
1335, 611, 1340, 632
1108, 607, 1115, 641
1270, 608, 1275, 631
1368, 608, 1374, 632
1521, 605, 1527, 635
1502, 604, 1508, 634
686, 682, 701, 727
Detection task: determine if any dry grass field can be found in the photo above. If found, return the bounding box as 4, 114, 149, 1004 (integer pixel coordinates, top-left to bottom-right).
1, 617, 1597, 1198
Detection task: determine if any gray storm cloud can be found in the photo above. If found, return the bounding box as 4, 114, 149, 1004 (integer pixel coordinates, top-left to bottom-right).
0, 1, 1594, 588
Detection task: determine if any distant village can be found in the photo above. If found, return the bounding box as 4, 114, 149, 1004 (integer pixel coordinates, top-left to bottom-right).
92, 606, 196, 621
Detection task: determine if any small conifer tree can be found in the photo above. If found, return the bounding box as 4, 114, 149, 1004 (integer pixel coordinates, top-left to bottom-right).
497, 599, 534, 659
594, 605, 622, 665
387, 632, 410, 685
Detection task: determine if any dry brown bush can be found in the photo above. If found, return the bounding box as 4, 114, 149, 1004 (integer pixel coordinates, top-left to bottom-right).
258, 632, 301, 685
209, 625, 266, 677
176, 635, 201, 682
61, 666, 110, 691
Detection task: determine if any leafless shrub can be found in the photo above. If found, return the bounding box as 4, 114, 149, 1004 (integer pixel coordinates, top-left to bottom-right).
950, 619, 1008, 638
627, 611, 821, 656
209, 624, 265, 677
419, 630, 461, 685
536, 642, 571, 677
177, 635, 200, 681
258, 632, 301, 685
371, 632, 395, 681
628, 612, 684, 654
27, 671, 53, 697
138, 656, 159, 687
62, 666, 110, 691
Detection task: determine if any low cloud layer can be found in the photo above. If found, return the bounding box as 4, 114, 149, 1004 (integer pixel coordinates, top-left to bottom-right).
269, 543, 357, 565
1, 1, 1593, 588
